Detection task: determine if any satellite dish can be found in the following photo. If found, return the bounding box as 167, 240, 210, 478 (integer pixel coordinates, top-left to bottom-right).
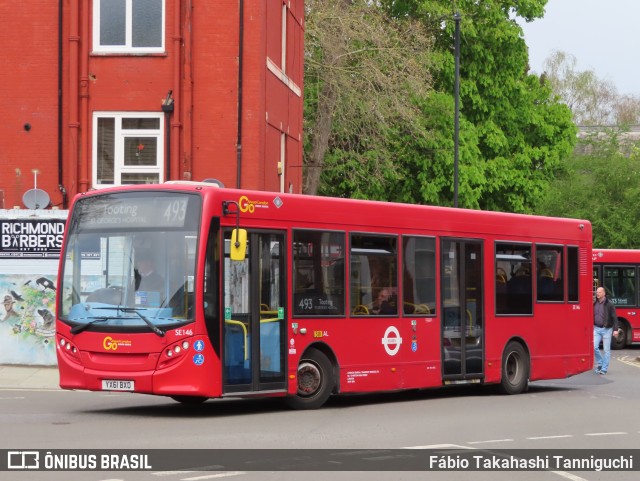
23, 189, 51, 210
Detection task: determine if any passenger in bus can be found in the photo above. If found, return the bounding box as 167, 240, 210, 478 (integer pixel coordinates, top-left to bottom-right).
372, 288, 396, 315
593, 286, 620, 375
135, 253, 164, 293
537, 266, 555, 300
507, 264, 532, 313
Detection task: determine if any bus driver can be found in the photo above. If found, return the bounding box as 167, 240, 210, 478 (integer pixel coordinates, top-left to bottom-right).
135, 252, 164, 293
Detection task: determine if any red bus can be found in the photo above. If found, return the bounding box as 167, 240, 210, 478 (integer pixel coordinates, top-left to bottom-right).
592, 248, 640, 349
56, 183, 593, 409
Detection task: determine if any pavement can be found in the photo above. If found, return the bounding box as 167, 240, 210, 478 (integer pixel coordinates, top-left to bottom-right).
0, 365, 60, 390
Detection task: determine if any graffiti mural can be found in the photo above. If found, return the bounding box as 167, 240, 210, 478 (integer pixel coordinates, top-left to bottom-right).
0, 274, 58, 365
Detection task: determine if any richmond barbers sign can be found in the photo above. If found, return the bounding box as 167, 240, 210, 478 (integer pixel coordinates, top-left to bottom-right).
0, 219, 66, 258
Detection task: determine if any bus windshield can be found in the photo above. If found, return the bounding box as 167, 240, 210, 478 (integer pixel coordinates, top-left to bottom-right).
58, 191, 202, 332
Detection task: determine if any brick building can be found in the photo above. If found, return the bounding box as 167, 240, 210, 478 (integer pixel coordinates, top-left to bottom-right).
0, 0, 304, 210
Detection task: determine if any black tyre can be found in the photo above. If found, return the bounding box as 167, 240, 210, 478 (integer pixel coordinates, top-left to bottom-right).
499, 341, 529, 395
171, 395, 208, 404
285, 349, 334, 410
611, 322, 627, 350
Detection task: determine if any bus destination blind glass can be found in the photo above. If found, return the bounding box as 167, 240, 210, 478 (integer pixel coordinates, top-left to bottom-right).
77, 195, 189, 229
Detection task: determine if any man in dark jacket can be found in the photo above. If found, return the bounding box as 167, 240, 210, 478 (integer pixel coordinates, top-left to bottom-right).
593, 287, 620, 374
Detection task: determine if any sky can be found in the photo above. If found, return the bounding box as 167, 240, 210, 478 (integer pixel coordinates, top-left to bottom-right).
519, 0, 640, 97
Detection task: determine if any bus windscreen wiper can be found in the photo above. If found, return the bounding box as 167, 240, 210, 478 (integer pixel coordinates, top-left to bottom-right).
119, 307, 166, 337
70, 307, 165, 337
70, 317, 111, 335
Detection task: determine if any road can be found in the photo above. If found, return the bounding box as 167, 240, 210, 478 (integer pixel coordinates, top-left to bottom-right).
1, 348, 640, 481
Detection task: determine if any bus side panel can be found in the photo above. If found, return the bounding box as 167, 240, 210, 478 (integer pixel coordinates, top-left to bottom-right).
152, 345, 222, 398
313, 318, 443, 394
483, 308, 592, 384
526, 302, 590, 380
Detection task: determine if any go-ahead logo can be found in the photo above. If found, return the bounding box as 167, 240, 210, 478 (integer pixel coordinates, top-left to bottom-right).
103, 336, 132, 351
238, 195, 269, 213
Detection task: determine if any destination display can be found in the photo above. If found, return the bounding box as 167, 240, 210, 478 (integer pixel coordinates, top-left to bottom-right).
74, 193, 198, 230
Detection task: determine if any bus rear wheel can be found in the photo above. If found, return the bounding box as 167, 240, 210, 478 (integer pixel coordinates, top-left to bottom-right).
500, 341, 529, 395
285, 349, 334, 410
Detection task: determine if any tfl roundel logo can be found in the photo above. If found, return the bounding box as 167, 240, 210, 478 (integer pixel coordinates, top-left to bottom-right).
381, 326, 402, 356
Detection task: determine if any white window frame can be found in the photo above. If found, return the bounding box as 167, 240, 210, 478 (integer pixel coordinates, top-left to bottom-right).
92, 112, 165, 189
281, 3, 287, 76
93, 0, 165, 54
266, 2, 301, 97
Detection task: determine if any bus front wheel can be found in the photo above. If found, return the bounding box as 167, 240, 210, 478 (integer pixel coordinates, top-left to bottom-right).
286, 349, 334, 410
499, 341, 529, 395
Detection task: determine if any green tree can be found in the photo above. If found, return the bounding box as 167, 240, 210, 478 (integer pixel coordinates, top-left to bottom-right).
537, 129, 640, 248
306, 0, 576, 213
303, 0, 434, 196
414, 0, 576, 212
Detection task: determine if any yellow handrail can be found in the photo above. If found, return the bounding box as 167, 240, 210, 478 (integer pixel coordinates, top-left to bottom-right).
352, 304, 370, 315
404, 302, 431, 314
225, 319, 248, 360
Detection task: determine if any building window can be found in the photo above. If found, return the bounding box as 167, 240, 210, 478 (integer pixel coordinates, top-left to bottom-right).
93, 112, 164, 187
93, 0, 165, 54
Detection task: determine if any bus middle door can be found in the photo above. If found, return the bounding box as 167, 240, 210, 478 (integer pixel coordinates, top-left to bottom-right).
223, 230, 287, 394
441, 238, 484, 381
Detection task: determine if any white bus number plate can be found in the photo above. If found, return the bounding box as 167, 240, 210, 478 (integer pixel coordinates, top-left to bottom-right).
102, 380, 134, 391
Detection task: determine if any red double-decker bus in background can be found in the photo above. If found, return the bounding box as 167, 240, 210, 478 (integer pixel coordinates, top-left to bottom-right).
592, 248, 640, 349
56, 183, 593, 409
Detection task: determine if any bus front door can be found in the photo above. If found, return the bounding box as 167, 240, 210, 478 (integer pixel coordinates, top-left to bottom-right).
441, 238, 484, 380
223, 230, 287, 394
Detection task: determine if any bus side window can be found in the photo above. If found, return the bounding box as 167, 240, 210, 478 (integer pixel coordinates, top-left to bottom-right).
496, 242, 533, 315
403, 236, 436, 316
350, 233, 398, 316
292, 230, 345, 316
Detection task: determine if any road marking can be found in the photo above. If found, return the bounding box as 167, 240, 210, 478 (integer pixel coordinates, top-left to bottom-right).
181, 473, 246, 481
618, 356, 640, 367
526, 435, 573, 440
0, 388, 65, 392
467, 439, 514, 445
584, 432, 627, 436
404, 444, 472, 449
0, 396, 26, 400
550, 471, 588, 481
153, 472, 194, 476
